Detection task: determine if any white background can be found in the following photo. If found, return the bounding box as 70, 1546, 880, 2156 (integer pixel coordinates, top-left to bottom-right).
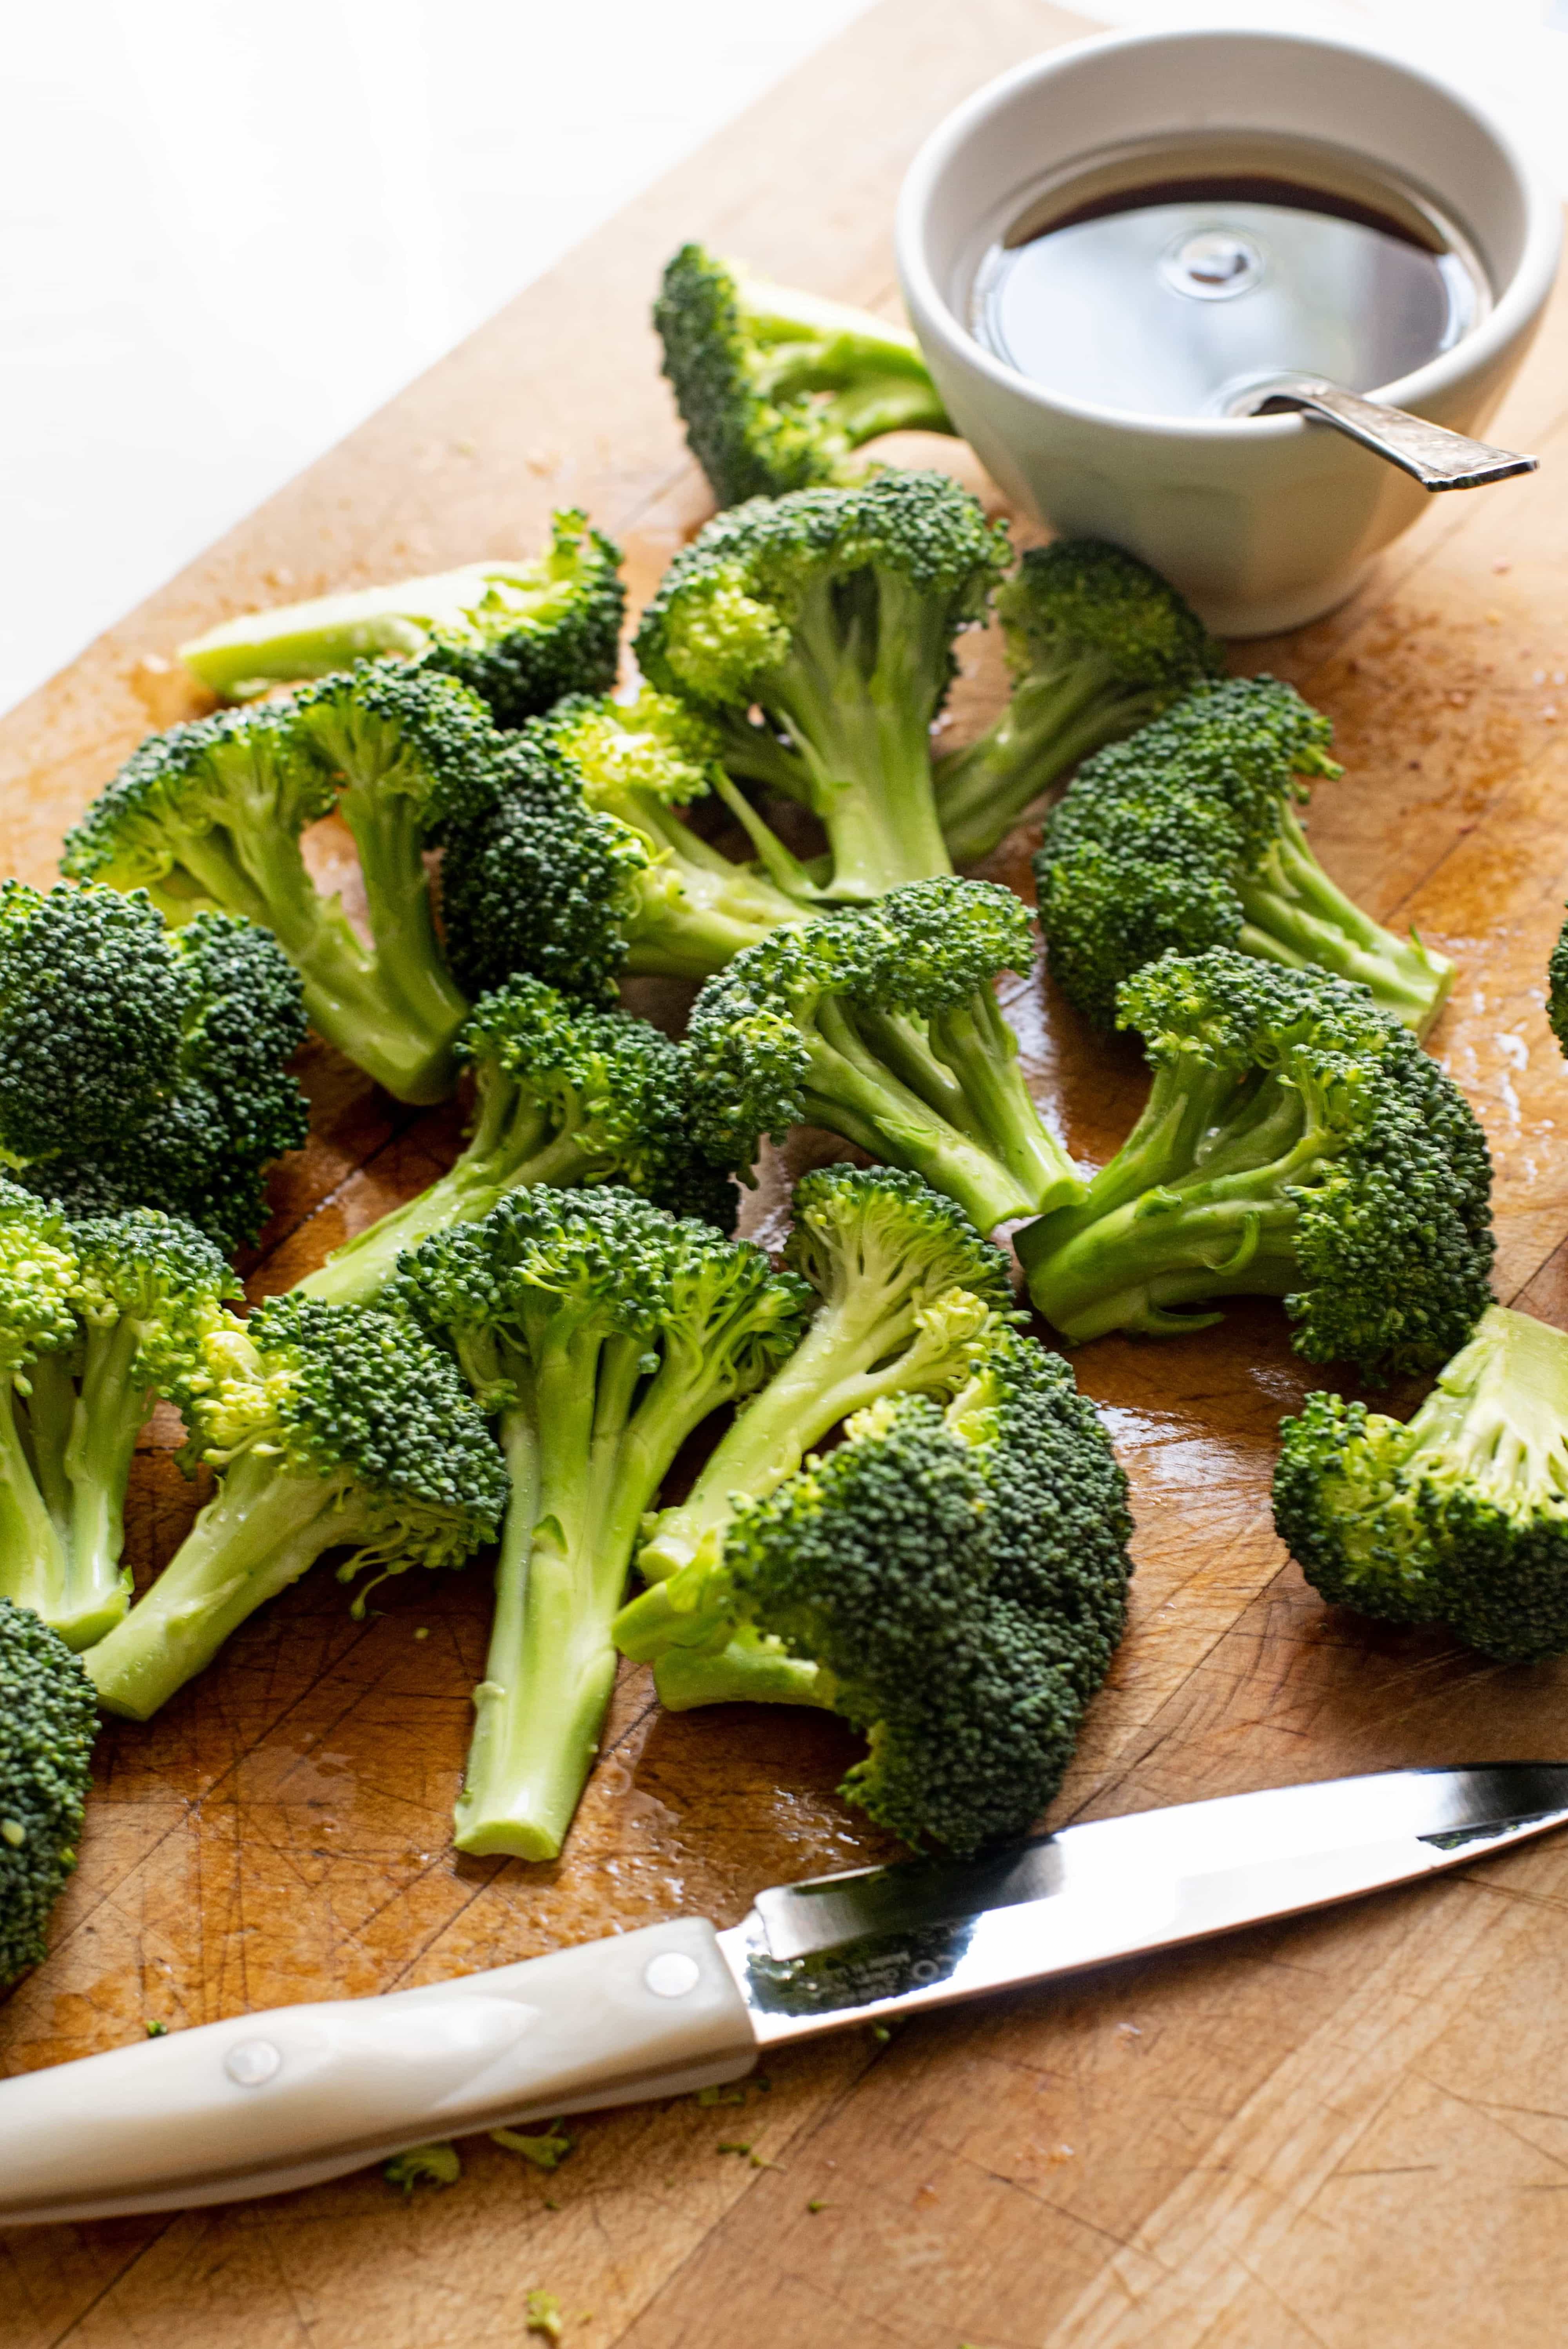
2, 0, 1564, 717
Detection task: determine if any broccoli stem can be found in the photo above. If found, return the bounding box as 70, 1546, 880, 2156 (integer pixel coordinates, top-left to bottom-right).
756, 574, 955, 900
655, 1626, 828, 1710
1016, 1064, 1320, 1341
797, 995, 1072, 1231
454, 1328, 650, 1859
936, 660, 1167, 866
87, 1454, 365, 1719
622, 865, 805, 978
152, 819, 460, 1104
336, 781, 470, 1058
1234, 810, 1454, 1037
0, 1386, 72, 1635
56, 1320, 142, 1648
298, 1076, 593, 1309
619, 1269, 957, 1663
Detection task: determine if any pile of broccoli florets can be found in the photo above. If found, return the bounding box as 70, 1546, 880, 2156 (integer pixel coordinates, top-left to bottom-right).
13, 238, 1560, 2008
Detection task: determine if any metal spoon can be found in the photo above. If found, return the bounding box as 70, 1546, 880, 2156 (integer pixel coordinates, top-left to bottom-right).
1247, 376, 1537, 490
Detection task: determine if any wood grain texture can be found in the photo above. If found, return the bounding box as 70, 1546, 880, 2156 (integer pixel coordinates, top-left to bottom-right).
5, 2, 1568, 2342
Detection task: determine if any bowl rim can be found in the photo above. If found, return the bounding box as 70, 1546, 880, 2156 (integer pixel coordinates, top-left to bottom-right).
894, 22, 1563, 446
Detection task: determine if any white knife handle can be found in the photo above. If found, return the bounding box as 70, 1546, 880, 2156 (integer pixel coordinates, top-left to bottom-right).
0, 1917, 756, 2224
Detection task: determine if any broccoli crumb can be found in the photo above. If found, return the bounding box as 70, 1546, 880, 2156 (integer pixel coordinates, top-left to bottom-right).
383, 2141, 461, 2195
524, 2288, 563, 2341
491, 2120, 574, 2172
144, 2019, 169, 2039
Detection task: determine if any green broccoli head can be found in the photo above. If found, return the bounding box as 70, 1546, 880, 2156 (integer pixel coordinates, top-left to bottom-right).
290, 659, 501, 837
457, 974, 739, 1231
656, 1325, 1131, 1852
0, 1181, 79, 1382
0, 1203, 238, 1652
87, 1292, 508, 1721
635, 473, 1010, 902
1548, 908, 1568, 1059
1275, 1304, 1568, 1661
684, 877, 1078, 1231
61, 679, 475, 1108
0, 1595, 97, 1987
1017, 947, 1494, 1378
189, 1293, 508, 1557
784, 1160, 1014, 1322
655, 244, 952, 509
436, 729, 650, 1005
1032, 676, 1450, 1037
935, 540, 1225, 866
0, 883, 307, 1251
177, 510, 625, 724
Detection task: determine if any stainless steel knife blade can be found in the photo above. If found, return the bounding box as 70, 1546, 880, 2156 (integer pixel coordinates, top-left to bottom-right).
716, 1764, 1568, 2044
4, 1764, 1566, 2223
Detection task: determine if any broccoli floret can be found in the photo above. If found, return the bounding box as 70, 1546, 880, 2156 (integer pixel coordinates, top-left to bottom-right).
299, 976, 737, 1307
385, 1187, 808, 1858
437, 732, 650, 1007
540, 690, 811, 970
1275, 1304, 1568, 1661
178, 510, 624, 724
656, 244, 953, 509
0, 1596, 97, 1988
622, 1327, 1132, 1853
0, 881, 306, 1251
0, 1194, 238, 1652
1035, 677, 1454, 1036
634, 472, 1009, 903
935, 540, 1224, 865
62, 664, 502, 1104
1015, 949, 1494, 1378
615, 1162, 1014, 1672
684, 878, 1082, 1233
383, 2142, 462, 2195
85, 1295, 506, 1721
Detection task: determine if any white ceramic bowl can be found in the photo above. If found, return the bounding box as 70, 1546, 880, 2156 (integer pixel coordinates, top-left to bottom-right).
895, 28, 1560, 635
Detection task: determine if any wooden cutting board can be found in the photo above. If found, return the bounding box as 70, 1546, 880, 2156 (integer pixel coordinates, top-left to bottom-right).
6, 4, 1568, 2342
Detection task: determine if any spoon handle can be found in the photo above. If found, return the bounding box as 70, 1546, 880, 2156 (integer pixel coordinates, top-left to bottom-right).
1252, 378, 1537, 490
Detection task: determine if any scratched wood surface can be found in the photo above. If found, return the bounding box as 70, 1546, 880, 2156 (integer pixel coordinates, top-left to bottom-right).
6, 4, 1568, 2343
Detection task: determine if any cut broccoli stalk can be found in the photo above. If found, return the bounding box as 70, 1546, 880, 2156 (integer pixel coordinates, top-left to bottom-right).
298, 977, 735, 1310
1015, 949, 1494, 1379
1276, 1305, 1568, 1661
634, 472, 1008, 905
62, 668, 501, 1106
87, 1452, 378, 1719
935, 540, 1224, 866
86, 1298, 506, 1720
385, 1189, 808, 1859
614, 1163, 1013, 1677
686, 879, 1083, 1235
178, 511, 624, 725
655, 244, 953, 509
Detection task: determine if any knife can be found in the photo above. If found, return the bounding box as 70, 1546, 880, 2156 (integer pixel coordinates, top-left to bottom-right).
3, 1762, 1565, 2226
